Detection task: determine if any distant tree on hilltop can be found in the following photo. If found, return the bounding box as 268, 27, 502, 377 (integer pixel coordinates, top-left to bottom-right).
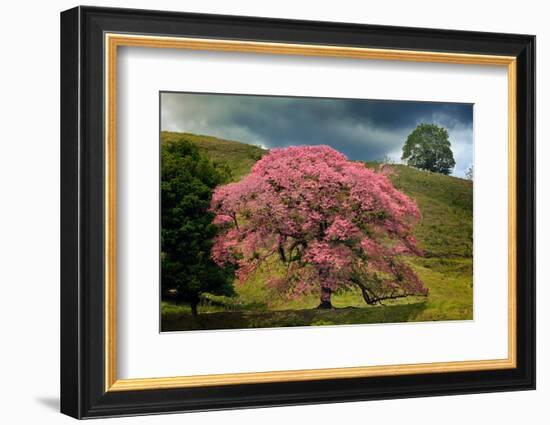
402, 123, 455, 175
465, 165, 474, 180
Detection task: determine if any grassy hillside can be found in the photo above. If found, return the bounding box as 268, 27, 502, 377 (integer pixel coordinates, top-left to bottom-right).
161, 132, 473, 330
161, 131, 266, 181
365, 162, 473, 258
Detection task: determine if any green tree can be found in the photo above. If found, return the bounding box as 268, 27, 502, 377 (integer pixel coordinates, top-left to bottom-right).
161, 138, 234, 316
401, 123, 456, 175
465, 165, 474, 180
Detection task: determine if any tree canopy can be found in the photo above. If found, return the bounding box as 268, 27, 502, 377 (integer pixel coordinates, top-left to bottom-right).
210, 145, 428, 308
401, 123, 456, 175
161, 138, 234, 316
465, 165, 474, 180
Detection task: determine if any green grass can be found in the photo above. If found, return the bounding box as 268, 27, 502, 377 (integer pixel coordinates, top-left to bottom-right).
162, 257, 472, 330
365, 162, 473, 258
161, 133, 473, 331
162, 303, 429, 331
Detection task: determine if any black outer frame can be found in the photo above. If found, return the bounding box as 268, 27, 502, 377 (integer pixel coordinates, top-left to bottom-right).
60, 5, 535, 419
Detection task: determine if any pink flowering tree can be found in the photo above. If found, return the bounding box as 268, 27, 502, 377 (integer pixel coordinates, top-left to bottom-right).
210, 146, 428, 308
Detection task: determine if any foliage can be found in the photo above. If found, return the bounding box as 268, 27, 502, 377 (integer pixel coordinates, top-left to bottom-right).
210, 145, 428, 308
401, 123, 456, 175
465, 165, 474, 180
161, 138, 234, 315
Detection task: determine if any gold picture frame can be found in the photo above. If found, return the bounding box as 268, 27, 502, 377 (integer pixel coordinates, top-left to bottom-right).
104, 33, 517, 392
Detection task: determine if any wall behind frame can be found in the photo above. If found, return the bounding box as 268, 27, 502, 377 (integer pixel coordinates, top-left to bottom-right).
0, 1, 543, 425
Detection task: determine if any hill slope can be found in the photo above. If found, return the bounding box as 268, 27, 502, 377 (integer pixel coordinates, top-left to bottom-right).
365, 163, 473, 258
161, 131, 266, 181
162, 131, 473, 260
161, 132, 473, 327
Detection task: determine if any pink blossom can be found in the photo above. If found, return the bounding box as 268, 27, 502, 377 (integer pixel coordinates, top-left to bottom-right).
210, 145, 427, 304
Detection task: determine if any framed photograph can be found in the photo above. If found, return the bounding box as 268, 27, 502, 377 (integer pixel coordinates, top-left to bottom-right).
60, 6, 535, 419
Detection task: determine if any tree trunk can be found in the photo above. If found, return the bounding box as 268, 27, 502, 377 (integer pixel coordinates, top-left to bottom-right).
190, 302, 198, 317
317, 286, 333, 309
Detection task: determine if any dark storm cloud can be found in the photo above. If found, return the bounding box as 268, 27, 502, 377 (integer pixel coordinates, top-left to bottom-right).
161, 92, 473, 177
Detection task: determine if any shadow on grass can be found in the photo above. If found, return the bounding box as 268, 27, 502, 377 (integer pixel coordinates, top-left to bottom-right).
161, 302, 428, 332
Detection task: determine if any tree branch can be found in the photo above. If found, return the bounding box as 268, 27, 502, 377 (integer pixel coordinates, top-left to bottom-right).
353, 278, 427, 305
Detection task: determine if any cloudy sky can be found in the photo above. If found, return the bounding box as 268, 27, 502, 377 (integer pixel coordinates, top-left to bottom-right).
161, 92, 473, 177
